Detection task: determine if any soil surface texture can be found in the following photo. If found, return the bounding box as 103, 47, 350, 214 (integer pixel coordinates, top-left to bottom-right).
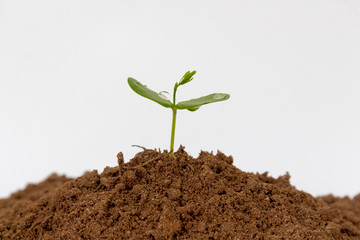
1, 147, 359, 239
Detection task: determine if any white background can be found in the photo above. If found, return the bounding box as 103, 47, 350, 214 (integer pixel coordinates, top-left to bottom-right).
1, 0, 359, 198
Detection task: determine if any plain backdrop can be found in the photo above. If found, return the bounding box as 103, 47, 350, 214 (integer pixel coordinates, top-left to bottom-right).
0, 0, 359, 198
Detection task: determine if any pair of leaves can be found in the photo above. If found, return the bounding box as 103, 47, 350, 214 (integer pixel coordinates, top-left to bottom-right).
127, 72, 230, 111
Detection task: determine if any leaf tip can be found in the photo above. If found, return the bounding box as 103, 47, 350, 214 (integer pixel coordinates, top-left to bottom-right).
213, 93, 230, 101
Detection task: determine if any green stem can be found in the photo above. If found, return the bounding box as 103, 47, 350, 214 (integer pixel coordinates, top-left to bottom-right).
170, 108, 177, 154
170, 83, 179, 156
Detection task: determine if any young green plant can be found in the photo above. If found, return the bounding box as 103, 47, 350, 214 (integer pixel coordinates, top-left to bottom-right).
128, 71, 230, 155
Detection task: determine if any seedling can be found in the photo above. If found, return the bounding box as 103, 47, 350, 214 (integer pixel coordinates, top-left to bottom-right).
128, 71, 230, 155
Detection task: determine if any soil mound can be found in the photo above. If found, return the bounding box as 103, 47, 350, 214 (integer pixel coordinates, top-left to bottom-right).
1, 147, 359, 239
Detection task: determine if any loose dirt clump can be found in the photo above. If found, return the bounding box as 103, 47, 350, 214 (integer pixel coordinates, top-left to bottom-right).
1, 147, 359, 239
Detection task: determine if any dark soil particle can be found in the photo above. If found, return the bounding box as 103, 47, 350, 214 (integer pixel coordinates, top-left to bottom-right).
1, 146, 359, 239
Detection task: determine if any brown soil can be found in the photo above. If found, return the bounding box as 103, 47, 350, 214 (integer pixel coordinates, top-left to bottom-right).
1, 147, 359, 239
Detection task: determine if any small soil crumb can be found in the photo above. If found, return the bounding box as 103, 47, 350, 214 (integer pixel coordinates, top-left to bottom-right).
0, 147, 359, 239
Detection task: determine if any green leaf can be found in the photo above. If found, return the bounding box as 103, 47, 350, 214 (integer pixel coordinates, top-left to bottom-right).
179, 70, 196, 86
128, 77, 173, 108
176, 93, 230, 110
